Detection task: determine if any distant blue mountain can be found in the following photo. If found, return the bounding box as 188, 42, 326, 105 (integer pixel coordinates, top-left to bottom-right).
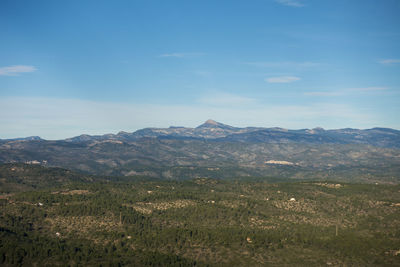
62, 120, 400, 149
3, 120, 400, 149
1, 136, 42, 141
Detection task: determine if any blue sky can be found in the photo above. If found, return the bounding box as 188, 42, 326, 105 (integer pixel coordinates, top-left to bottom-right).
1, 0, 399, 139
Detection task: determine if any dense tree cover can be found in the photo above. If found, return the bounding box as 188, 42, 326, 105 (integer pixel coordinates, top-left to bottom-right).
1, 177, 400, 266
2, 137, 400, 183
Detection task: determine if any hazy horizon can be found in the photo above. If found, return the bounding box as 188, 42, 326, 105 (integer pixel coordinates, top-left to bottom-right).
2, 116, 399, 141
1, 0, 399, 139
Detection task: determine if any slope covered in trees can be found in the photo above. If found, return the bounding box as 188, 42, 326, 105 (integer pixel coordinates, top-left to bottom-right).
1, 166, 399, 266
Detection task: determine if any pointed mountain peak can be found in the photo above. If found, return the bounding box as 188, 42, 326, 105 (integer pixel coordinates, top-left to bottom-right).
196, 119, 236, 129
197, 119, 222, 128
204, 119, 219, 125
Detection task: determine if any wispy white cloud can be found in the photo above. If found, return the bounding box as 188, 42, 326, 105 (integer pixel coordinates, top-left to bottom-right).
197, 92, 257, 106
304, 91, 344, 97
266, 76, 300, 83
159, 53, 186, 58
244, 61, 319, 69
305, 87, 388, 97
350, 87, 388, 92
192, 70, 212, 77
379, 59, 400, 65
275, 0, 304, 7
0, 65, 37, 76
159, 52, 205, 58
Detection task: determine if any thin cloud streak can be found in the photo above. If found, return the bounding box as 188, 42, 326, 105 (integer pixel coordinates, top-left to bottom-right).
159, 52, 205, 58
244, 61, 320, 69
275, 0, 304, 7
304, 91, 344, 97
379, 59, 400, 65
266, 76, 300, 83
350, 87, 388, 92
193, 70, 212, 77
0, 65, 37, 76
305, 87, 388, 97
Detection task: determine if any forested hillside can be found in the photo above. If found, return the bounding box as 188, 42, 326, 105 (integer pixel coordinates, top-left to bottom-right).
1, 164, 399, 266
1, 139, 399, 183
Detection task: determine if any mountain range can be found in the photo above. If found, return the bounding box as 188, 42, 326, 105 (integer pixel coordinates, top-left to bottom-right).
36, 119, 400, 148
1, 120, 400, 183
